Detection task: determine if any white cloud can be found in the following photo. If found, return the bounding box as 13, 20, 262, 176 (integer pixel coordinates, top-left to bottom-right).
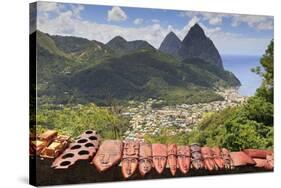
37, 2, 59, 13
180, 11, 273, 30
255, 21, 274, 30
38, 9, 170, 48
133, 18, 143, 25
70, 4, 84, 18
37, 6, 272, 55
231, 15, 273, 30
107, 6, 127, 22
37, 2, 84, 23
209, 17, 223, 25
179, 11, 227, 26
181, 11, 273, 30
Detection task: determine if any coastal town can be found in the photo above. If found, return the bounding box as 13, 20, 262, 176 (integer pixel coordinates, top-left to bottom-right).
121, 88, 248, 141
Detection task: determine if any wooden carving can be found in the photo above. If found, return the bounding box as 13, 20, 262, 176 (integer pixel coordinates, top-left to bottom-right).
211, 147, 225, 169
266, 154, 274, 170
121, 141, 139, 178
201, 147, 216, 171
229, 151, 256, 167
92, 140, 123, 172
52, 130, 100, 169
167, 144, 177, 176
139, 143, 153, 176
190, 143, 204, 169
221, 148, 233, 169
243, 149, 273, 159
177, 145, 190, 174
152, 144, 167, 174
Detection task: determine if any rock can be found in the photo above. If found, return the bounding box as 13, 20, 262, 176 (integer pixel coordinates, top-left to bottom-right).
159, 31, 183, 57
179, 23, 223, 69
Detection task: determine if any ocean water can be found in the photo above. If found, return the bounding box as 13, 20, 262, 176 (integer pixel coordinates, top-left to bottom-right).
222, 55, 263, 96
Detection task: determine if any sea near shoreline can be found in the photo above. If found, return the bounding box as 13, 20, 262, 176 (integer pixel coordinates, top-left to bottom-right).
222, 54, 263, 97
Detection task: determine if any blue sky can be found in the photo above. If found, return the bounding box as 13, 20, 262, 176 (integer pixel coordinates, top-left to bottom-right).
35, 2, 273, 56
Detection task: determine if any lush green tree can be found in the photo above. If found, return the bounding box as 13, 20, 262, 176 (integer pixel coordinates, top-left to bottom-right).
252, 40, 273, 103
35, 103, 129, 139
243, 96, 273, 125
221, 109, 271, 150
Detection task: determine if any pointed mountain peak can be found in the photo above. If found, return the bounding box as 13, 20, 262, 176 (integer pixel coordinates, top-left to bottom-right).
180, 22, 223, 69
166, 31, 178, 37
191, 23, 204, 31
159, 31, 182, 57
163, 31, 181, 42
184, 23, 206, 41
190, 23, 204, 33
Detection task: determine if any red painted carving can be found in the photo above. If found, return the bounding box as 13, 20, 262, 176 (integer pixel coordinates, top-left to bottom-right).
152, 144, 167, 174
212, 147, 225, 169
167, 144, 177, 176
52, 130, 100, 169
230, 151, 256, 167
266, 154, 274, 170
190, 143, 204, 169
33, 129, 274, 176
221, 148, 233, 169
92, 140, 123, 172
139, 143, 153, 176
253, 155, 273, 170
201, 147, 216, 171
177, 145, 190, 174
253, 158, 268, 168
121, 141, 139, 178
243, 149, 273, 159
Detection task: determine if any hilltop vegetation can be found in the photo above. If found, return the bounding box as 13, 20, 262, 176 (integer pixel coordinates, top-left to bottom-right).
106, 36, 154, 55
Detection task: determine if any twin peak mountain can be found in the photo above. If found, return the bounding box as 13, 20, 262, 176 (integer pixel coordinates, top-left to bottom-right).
108, 23, 223, 69
159, 23, 223, 69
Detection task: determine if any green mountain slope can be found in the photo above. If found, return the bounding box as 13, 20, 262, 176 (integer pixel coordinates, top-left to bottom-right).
73, 40, 115, 63
36, 31, 113, 78
64, 50, 238, 104
37, 30, 69, 58
36, 31, 77, 84
107, 36, 155, 55
34, 30, 241, 105
50, 35, 92, 53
